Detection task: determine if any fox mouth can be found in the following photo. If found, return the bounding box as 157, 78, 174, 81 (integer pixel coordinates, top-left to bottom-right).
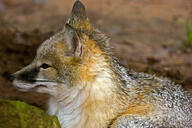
17, 79, 56, 83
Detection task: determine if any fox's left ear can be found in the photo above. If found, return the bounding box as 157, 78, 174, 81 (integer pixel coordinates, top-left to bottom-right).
64, 24, 82, 57
67, 0, 91, 31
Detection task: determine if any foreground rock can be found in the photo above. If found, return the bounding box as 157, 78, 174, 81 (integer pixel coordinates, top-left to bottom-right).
0, 99, 61, 128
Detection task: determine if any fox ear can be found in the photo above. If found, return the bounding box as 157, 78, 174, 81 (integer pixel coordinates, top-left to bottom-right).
71, 0, 87, 21
64, 24, 82, 57
67, 0, 91, 31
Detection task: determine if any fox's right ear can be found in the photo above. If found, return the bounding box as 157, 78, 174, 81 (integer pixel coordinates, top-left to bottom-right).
64, 24, 82, 57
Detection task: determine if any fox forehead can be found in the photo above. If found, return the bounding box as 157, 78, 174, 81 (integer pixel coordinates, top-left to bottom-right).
36, 30, 67, 60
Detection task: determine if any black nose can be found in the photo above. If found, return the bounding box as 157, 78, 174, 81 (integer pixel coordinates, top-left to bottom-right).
2, 72, 14, 82
9, 75, 15, 82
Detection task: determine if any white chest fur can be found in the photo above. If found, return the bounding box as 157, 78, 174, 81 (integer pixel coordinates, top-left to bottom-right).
47, 86, 87, 128
47, 72, 119, 128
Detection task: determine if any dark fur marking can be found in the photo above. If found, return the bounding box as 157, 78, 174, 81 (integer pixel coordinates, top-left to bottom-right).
17, 68, 39, 83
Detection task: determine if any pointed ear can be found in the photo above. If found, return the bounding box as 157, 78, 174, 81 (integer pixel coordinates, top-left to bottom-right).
67, 0, 91, 31
64, 24, 82, 57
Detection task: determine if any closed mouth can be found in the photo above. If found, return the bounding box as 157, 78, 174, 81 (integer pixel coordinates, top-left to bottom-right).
22, 79, 56, 83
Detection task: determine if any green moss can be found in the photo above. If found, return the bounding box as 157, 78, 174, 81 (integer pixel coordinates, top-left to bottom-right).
0, 99, 61, 128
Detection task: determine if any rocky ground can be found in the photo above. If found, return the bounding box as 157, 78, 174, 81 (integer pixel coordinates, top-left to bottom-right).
0, 0, 192, 109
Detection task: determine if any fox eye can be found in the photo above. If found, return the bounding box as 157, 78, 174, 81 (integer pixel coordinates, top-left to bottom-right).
40, 63, 50, 69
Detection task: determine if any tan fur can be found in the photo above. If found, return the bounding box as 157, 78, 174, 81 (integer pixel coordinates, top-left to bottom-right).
120, 104, 155, 116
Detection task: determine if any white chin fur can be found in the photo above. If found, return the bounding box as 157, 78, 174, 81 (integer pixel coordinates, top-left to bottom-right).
12, 80, 39, 91
12, 80, 57, 95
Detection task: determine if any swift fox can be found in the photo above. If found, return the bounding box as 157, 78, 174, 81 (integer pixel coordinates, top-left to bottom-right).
12, 1, 192, 128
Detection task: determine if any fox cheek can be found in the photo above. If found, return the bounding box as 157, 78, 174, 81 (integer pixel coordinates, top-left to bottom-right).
38, 68, 58, 80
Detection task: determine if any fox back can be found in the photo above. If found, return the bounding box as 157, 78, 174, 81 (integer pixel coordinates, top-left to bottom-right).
12, 1, 192, 128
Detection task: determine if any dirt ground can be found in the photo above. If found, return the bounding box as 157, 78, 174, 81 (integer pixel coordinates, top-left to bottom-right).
0, 0, 192, 109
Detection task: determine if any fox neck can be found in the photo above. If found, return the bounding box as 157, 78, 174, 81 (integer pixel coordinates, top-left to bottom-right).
47, 66, 126, 128
47, 39, 128, 127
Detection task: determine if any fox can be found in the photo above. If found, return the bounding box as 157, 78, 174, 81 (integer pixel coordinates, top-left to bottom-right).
12, 1, 192, 128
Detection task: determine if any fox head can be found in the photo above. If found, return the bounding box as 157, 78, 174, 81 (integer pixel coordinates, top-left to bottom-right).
12, 1, 112, 96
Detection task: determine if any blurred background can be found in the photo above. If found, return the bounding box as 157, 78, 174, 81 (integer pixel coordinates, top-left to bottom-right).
0, 0, 192, 109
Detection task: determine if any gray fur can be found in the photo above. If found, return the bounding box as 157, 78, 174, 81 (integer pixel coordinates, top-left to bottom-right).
111, 63, 192, 128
